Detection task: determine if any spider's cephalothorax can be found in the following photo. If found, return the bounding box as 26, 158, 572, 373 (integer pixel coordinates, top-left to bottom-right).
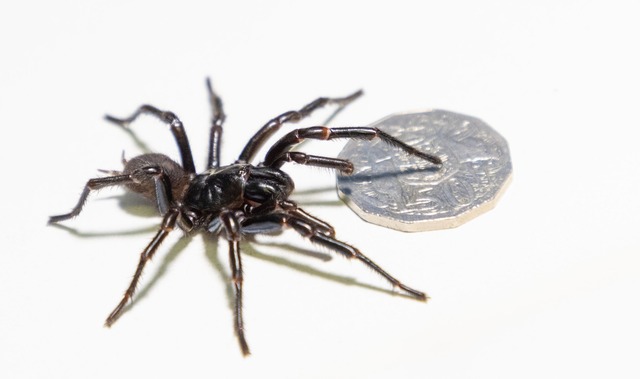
49, 79, 442, 356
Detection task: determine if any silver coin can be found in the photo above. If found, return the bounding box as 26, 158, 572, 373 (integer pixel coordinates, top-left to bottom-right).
336, 110, 512, 232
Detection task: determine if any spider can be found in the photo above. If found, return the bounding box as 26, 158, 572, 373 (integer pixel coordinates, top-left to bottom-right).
49, 79, 442, 356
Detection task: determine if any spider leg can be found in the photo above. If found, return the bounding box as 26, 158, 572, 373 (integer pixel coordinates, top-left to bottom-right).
240, 211, 330, 238
139, 165, 175, 216
105, 209, 179, 327
237, 90, 363, 163
220, 211, 250, 356
105, 105, 196, 173
48, 175, 133, 224
241, 211, 425, 299
263, 126, 442, 167
312, 234, 427, 300
280, 200, 335, 237
268, 151, 354, 174
49, 165, 175, 224
285, 214, 427, 301
243, 199, 336, 237
206, 78, 226, 169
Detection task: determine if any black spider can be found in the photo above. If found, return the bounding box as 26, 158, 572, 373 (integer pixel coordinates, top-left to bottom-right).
49, 79, 442, 356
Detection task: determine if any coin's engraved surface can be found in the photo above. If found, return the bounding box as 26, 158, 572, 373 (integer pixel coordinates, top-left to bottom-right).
336, 110, 512, 232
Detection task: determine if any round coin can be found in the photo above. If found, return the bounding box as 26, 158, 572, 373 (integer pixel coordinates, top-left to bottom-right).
336, 110, 512, 232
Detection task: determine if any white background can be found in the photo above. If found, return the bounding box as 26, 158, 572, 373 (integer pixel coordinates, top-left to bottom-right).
1, 1, 639, 378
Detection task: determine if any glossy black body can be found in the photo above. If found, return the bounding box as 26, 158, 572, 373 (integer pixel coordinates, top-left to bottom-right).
185, 164, 294, 215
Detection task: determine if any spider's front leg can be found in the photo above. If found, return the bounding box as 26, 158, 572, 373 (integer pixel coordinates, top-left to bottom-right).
286, 213, 427, 301
263, 126, 442, 168
237, 90, 363, 163
308, 233, 427, 301
267, 152, 355, 174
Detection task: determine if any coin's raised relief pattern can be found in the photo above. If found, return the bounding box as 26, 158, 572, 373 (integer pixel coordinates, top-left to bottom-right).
337, 110, 512, 232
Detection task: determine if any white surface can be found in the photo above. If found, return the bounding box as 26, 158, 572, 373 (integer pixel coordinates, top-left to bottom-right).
1, 1, 639, 378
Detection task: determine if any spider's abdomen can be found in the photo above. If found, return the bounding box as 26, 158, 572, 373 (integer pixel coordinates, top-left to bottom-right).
124, 153, 190, 201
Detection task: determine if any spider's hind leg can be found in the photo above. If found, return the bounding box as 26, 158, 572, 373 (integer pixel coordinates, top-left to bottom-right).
268, 152, 354, 175
50, 161, 178, 224
105, 105, 196, 173
105, 209, 179, 326
48, 174, 134, 224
